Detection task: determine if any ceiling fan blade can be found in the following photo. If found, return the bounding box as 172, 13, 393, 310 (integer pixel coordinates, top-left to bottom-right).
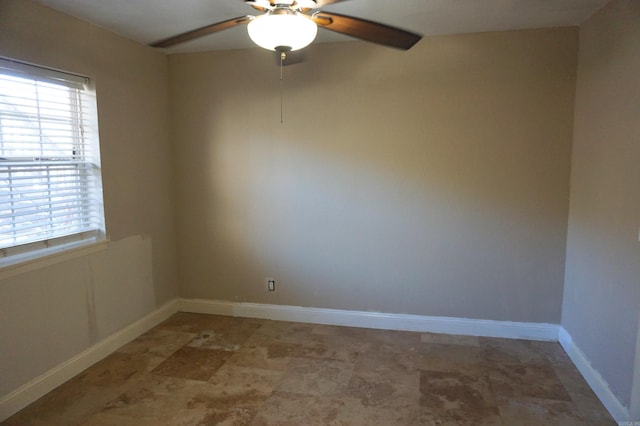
244, 0, 270, 11
150, 16, 252, 48
312, 11, 421, 50
312, 0, 348, 6
296, 0, 347, 11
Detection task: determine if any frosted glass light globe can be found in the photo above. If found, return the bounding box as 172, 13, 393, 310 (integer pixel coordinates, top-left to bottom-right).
247, 12, 318, 51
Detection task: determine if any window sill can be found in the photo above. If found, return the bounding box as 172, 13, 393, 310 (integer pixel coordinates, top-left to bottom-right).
0, 238, 110, 281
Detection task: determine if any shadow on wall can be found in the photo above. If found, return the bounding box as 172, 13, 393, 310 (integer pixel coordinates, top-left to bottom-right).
173, 30, 576, 323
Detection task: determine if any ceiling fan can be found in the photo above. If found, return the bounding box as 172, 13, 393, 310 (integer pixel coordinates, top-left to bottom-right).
150, 0, 422, 52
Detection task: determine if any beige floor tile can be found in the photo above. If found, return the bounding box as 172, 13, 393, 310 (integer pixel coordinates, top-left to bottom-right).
250, 391, 349, 426
479, 337, 549, 365
421, 332, 481, 346
419, 369, 502, 426
275, 357, 354, 396
116, 328, 196, 367
157, 312, 264, 334
87, 374, 264, 425
187, 329, 248, 352
345, 370, 420, 410
151, 346, 231, 381
4, 313, 615, 426
3, 351, 151, 425
208, 363, 284, 396
417, 341, 487, 373
225, 343, 293, 371
489, 363, 572, 401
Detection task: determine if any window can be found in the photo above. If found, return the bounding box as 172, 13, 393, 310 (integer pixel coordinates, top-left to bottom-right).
0, 58, 105, 265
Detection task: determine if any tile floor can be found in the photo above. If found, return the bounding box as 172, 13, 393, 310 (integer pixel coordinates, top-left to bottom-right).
3, 313, 615, 425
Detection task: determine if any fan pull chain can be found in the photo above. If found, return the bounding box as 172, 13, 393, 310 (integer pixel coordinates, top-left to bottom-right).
280, 51, 285, 124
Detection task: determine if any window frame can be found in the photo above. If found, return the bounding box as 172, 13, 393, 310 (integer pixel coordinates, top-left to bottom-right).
0, 57, 106, 268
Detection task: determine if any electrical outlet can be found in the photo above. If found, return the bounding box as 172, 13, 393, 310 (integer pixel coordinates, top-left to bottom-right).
266, 278, 275, 292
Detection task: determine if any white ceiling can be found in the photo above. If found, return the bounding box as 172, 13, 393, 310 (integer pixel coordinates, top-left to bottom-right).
32, 0, 609, 53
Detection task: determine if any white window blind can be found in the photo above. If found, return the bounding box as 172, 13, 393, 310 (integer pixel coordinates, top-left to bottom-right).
0, 58, 105, 261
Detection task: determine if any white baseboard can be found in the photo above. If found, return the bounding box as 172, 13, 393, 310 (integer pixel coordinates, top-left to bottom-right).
0, 298, 180, 422
179, 298, 559, 341
559, 327, 630, 422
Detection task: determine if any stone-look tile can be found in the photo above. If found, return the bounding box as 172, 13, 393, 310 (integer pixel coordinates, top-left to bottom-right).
5, 313, 615, 426
479, 337, 549, 365
187, 329, 247, 352
418, 341, 487, 373
355, 348, 423, 376
3, 378, 102, 426
495, 395, 612, 426
117, 328, 196, 368
489, 363, 572, 401
84, 412, 167, 426
151, 346, 231, 381
339, 404, 420, 426
177, 316, 262, 352
250, 391, 349, 426
337, 397, 421, 425
302, 332, 367, 363
253, 391, 421, 426
264, 339, 331, 360
157, 312, 264, 335
554, 363, 601, 399
80, 350, 157, 387
345, 369, 420, 411
254, 323, 362, 363
345, 375, 398, 407
3, 351, 151, 426
528, 340, 572, 366
208, 364, 284, 396
275, 358, 354, 397
421, 332, 480, 346
182, 376, 270, 425
225, 344, 293, 371
363, 328, 422, 353
311, 324, 374, 360
246, 321, 315, 346
352, 348, 422, 405
554, 366, 617, 425
240, 321, 359, 363
419, 369, 502, 426
311, 323, 370, 338
87, 375, 205, 424
86, 374, 267, 426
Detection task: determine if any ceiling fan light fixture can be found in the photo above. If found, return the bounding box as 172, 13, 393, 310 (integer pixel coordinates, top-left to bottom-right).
247, 11, 318, 52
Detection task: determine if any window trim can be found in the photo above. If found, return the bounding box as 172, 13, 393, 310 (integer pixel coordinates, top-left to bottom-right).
0, 237, 109, 280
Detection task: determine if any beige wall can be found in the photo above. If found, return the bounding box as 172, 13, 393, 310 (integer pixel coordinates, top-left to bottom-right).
562, 0, 640, 412
170, 28, 577, 323
0, 0, 177, 396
